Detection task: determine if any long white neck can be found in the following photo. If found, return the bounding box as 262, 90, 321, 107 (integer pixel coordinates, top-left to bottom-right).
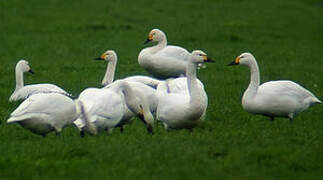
15, 65, 24, 91
244, 57, 260, 99
147, 36, 167, 54
117, 81, 152, 122
102, 58, 117, 86
186, 60, 201, 108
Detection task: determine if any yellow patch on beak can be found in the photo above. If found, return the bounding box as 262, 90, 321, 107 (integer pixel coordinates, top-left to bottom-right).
202, 55, 207, 61
235, 56, 240, 63
100, 53, 106, 60
148, 33, 153, 40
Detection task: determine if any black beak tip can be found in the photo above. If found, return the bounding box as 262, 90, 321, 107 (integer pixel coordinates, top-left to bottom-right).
143, 39, 151, 45
206, 58, 215, 63
94, 57, 102, 61
28, 69, 34, 74
228, 61, 239, 66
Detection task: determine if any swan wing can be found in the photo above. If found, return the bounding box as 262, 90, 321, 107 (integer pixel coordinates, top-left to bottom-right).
78, 88, 125, 128
9, 83, 71, 102
258, 80, 317, 101
8, 93, 75, 126
122, 75, 163, 88
157, 46, 190, 61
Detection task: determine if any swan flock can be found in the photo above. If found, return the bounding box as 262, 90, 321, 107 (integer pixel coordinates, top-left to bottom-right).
6, 29, 321, 136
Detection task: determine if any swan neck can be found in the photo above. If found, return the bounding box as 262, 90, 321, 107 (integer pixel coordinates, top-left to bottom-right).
149, 37, 167, 54
247, 58, 260, 91
102, 59, 117, 85
186, 62, 200, 104
15, 65, 24, 91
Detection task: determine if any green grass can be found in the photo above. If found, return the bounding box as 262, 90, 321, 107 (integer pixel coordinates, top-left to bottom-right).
0, 0, 322, 179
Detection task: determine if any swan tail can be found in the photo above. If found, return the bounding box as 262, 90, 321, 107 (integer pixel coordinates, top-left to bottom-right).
311, 97, 322, 105
74, 99, 98, 135
7, 117, 20, 123
7, 115, 29, 124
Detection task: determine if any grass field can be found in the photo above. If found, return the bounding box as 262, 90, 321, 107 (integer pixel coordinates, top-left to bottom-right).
0, 0, 322, 179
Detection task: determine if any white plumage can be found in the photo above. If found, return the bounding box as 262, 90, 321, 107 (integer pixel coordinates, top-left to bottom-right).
74, 81, 154, 135
138, 29, 191, 79
229, 52, 321, 121
7, 93, 77, 136
156, 50, 214, 129
9, 60, 70, 102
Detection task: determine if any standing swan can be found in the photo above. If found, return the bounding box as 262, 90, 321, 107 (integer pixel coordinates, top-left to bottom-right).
9, 60, 70, 102
138, 29, 191, 79
7, 93, 78, 136
156, 50, 214, 129
228, 52, 321, 121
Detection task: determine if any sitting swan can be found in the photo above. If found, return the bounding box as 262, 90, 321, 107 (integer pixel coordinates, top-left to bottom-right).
138, 29, 191, 79
9, 60, 70, 102
156, 50, 214, 130
228, 52, 321, 121
7, 93, 78, 136
73, 81, 154, 136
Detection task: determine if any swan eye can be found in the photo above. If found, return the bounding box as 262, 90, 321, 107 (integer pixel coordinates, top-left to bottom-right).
240, 56, 244, 59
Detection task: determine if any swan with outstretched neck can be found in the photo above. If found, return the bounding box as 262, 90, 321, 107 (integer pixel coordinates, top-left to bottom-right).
9, 60, 70, 102
228, 52, 321, 121
156, 50, 214, 129
138, 29, 191, 79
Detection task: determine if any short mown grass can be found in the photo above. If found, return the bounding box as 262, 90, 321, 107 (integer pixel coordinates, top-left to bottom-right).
0, 0, 322, 179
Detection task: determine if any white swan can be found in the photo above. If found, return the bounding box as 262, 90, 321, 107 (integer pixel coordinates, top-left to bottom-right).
9, 60, 71, 102
228, 52, 321, 121
95, 50, 159, 127
138, 29, 191, 79
73, 81, 154, 136
7, 93, 78, 136
95, 50, 118, 86
156, 50, 214, 129
96, 50, 163, 88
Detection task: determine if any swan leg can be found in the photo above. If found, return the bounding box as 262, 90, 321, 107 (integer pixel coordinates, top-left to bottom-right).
119, 126, 124, 133
269, 116, 274, 121
55, 127, 62, 136
80, 130, 85, 138
105, 128, 111, 136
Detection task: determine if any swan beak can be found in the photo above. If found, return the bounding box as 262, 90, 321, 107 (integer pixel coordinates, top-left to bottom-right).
203, 55, 215, 63
228, 61, 239, 66
228, 57, 240, 66
144, 34, 153, 44
28, 69, 34, 74
94, 54, 106, 61
94, 57, 103, 61
144, 38, 151, 45
137, 109, 153, 134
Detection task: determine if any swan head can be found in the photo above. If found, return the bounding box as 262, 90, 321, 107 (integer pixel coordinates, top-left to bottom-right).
228, 52, 255, 66
190, 50, 215, 64
121, 86, 154, 134
94, 50, 117, 62
137, 104, 154, 134
16, 60, 34, 74
144, 29, 166, 44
